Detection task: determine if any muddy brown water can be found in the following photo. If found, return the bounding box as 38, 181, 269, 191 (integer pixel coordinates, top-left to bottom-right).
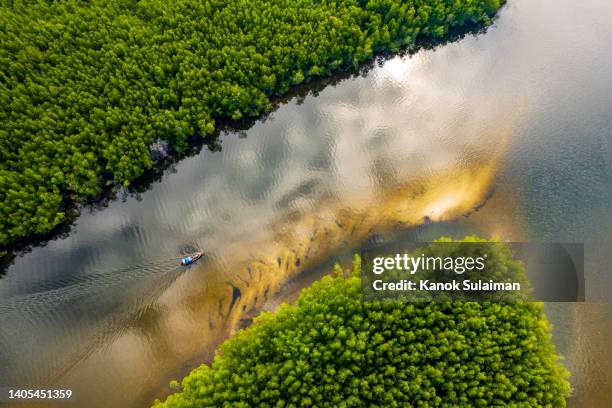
1, 0, 611, 406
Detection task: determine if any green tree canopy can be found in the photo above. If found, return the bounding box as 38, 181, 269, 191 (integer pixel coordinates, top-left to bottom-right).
153, 239, 570, 407
0, 0, 503, 245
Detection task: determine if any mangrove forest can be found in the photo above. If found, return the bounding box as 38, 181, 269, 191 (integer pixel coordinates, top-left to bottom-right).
153, 240, 570, 407
0, 0, 502, 245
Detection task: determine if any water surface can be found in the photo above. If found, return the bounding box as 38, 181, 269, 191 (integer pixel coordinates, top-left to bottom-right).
1, 0, 611, 406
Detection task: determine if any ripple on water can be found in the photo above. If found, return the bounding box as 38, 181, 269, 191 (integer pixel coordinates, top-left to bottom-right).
1, 0, 612, 406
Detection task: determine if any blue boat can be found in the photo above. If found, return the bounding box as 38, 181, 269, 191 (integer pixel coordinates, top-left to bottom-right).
181, 251, 203, 266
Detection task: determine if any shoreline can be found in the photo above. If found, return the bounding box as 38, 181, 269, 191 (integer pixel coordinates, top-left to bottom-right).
0, 21, 495, 271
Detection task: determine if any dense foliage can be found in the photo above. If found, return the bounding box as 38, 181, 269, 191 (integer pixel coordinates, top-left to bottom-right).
0, 0, 502, 245
154, 241, 570, 407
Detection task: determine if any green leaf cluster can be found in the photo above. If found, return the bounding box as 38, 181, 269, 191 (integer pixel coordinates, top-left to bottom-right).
0, 0, 502, 245
153, 239, 570, 407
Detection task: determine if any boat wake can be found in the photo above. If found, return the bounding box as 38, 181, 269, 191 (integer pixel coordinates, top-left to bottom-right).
0, 256, 188, 388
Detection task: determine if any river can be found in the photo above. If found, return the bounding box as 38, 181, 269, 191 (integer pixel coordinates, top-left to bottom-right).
1, 0, 611, 407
